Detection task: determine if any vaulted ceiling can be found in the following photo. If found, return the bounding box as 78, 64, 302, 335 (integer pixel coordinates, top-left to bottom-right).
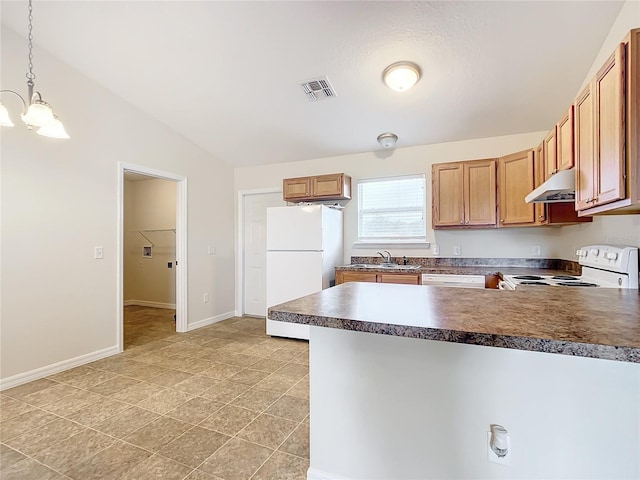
0, 1, 624, 167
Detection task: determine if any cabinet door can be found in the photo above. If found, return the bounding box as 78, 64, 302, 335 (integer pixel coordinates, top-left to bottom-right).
283, 177, 311, 200
575, 83, 596, 211
533, 143, 548, 224
543, 126, 557, 179
336, 271, 377, 284
312, 174, 344, 198
464, 160, 497, 226
498, 150, 535, 226
432, 163, 464, 227
377, 274, 420, 285
593, 44, 626, 207
557, 106, 575, 172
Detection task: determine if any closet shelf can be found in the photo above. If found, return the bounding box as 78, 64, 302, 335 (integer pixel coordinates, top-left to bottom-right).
137, 228, 175, 247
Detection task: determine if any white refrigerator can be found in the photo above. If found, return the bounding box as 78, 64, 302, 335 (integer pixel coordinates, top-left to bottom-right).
266, 205, 343, 340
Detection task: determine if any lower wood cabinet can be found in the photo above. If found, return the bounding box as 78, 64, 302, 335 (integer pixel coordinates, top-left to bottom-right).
336, 271, 420, 285
378, 273, 421, 284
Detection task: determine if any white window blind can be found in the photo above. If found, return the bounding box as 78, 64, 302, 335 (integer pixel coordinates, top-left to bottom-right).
357, 174, 426, 242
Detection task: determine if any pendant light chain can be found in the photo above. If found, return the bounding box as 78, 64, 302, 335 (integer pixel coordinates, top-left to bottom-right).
0, 0, 69, 137
26, 0, 35, 87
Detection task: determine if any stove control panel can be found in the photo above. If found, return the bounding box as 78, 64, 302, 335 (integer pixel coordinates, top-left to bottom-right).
577, 245, 638, 275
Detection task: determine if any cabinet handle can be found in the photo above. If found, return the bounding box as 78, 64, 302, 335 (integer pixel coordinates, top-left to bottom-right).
465, 221, 469, 224
538, 215, 545, 220
500, 219, 504, 223
460, 220, 464, 224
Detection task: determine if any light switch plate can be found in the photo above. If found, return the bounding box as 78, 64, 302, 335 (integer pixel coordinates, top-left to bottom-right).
454, 245, 461, 256
94, 246, 104, 259
432, 244, 440, 255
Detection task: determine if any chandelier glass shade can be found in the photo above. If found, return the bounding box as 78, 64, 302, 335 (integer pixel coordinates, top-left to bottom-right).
0, 0, 69, 139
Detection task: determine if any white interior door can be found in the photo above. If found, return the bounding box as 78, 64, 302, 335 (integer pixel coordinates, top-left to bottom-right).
243, 192, 285, 316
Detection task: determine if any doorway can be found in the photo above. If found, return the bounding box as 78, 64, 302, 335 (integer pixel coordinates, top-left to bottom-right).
117, 162, 187, 353
123, 174, 176, 347
238, 189, 284, 317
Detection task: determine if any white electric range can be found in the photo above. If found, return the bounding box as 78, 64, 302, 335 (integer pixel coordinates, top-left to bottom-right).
501, 245, 639, 290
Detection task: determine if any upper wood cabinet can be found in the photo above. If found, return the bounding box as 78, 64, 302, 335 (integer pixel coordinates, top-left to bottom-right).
543, 127, 557, 180
576, 29, 640, 215
576, 44, 625, 210
533, 143, 547, 225
544, 107, 574, 180
557, 107, 575, 172
432, 163, 463, 227
498, 150, 536, 227
432, 159, 496, 228
283, 173, 351, 202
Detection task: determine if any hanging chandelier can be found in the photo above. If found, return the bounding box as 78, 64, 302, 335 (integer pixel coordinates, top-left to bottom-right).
0, 0, 69, 139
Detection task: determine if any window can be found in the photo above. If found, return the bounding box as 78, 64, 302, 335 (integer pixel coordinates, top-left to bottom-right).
357, 174, 427, 244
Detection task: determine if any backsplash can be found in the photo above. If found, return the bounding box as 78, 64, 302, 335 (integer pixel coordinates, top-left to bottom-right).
350, 256, 581, 274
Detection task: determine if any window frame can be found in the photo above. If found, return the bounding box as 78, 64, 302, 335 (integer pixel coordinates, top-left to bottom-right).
354, 173, 430, 248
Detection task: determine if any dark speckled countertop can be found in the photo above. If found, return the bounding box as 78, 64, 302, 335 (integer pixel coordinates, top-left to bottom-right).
336, 257, 581, 277
336, 265, 574, 277
268, 282, 640, 363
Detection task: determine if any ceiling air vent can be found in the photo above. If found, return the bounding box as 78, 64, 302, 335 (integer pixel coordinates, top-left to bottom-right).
300, 76, 336, 102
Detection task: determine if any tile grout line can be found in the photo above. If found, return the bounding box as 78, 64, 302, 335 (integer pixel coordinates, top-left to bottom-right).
2, 312, 309, 479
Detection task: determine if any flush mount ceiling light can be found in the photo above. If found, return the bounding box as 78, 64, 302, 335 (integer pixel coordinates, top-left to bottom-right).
382, 61, 421, 92
0, 0, 69, 139
377, 132, 398, 148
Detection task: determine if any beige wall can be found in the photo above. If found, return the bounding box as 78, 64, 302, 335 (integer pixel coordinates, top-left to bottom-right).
236, 131, 574, 261
235, 2, 640, 263
124, 178, 177, 307
1, 27, 236, 383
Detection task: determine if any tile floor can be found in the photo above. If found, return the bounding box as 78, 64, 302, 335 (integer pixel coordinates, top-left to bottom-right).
0, 307, 310, 479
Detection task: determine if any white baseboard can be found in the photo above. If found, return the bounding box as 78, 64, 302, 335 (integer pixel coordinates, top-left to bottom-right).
0, 345, 120, 391
187, 310, 236, 331
124, 299, 176, 309
307, 468, 351, 480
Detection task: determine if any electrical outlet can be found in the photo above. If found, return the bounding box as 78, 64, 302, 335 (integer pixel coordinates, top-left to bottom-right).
532, 245, 541, 257
487, 431, 512, 465
432, 244, 440, 255
208, 245, 216, 255
94, 246, 104, 259
203, 293, 210, 303
454, 245, 461, 256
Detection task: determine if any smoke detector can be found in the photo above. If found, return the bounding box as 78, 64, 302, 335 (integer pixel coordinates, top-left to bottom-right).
300, 76, 336, 102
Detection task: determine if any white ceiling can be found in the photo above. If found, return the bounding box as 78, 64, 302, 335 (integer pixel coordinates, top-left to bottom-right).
0, 1, 624, 168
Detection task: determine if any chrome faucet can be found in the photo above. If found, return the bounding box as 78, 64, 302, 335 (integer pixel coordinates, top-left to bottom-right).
377, 250, 392, 264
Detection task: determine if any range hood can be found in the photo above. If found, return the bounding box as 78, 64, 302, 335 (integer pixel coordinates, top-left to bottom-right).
525, 168, 576, 204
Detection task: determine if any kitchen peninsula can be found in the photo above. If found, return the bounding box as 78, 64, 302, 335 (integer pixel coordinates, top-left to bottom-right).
268, 282, 640, 479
